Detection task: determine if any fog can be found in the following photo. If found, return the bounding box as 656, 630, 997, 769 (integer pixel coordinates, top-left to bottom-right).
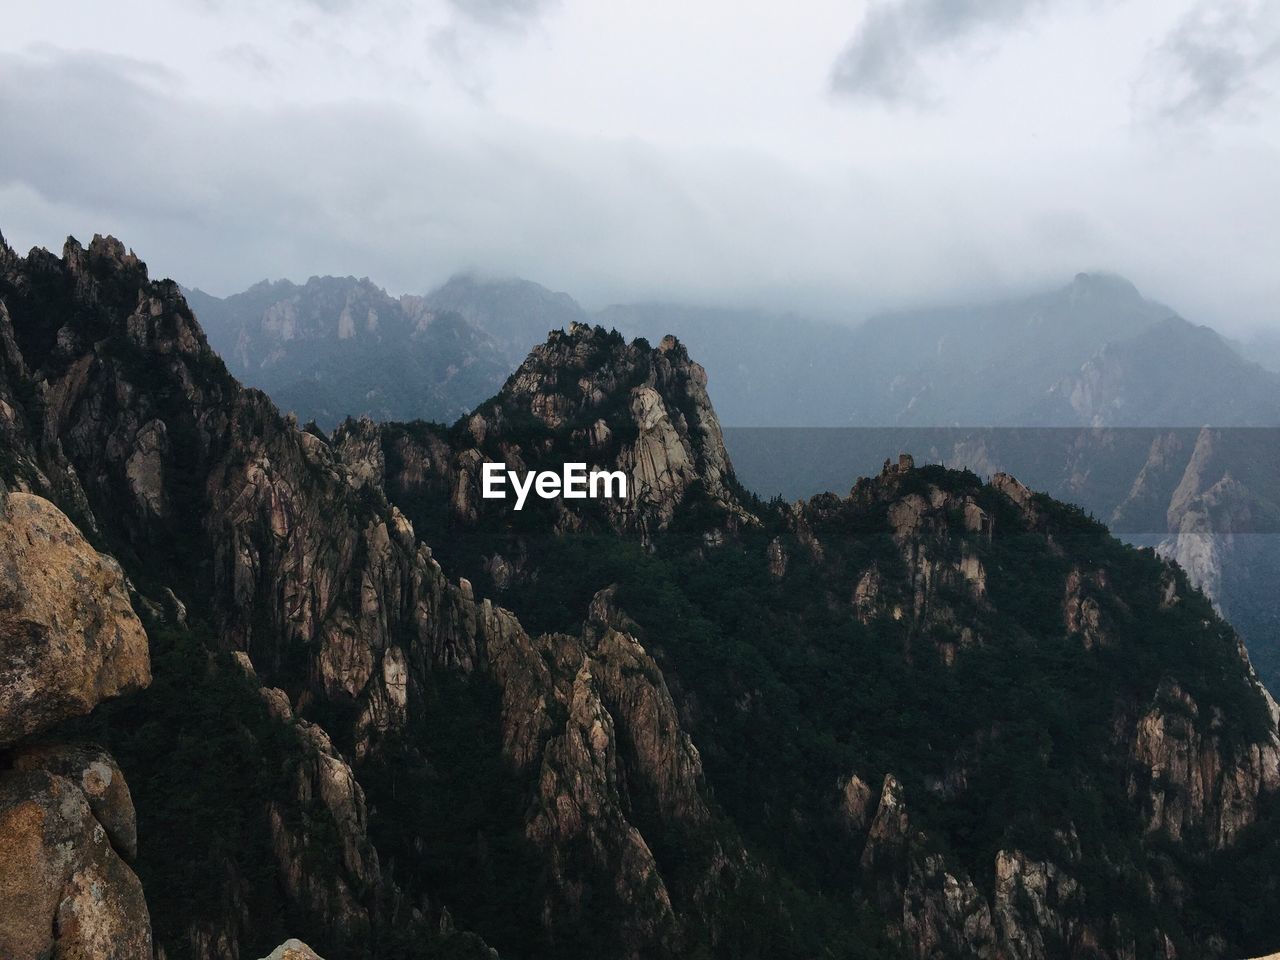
2, 0, 1278, 333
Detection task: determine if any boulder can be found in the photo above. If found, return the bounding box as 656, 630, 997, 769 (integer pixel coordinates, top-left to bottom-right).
260, 939, 325, 960
0, 765, 151, 960
0, 492, 150, 747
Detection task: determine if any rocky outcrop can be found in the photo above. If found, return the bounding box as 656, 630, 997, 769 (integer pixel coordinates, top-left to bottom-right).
10, 741, 139, 860
375, 323, 756, 544
1063, 567, 1109, 649
859, 775, 998, 959
0, 491, 150, 746
846, 458, 991, 640
1128, 679, 1280, 848
992, 849, 1088, 959
483, 589, 736, 957
0, 761, 152, 960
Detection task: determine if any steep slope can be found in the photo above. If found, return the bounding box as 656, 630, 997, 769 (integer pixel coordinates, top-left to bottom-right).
726, 422, 1280, 694
4, 232, 1280, 958
1040, 317, 1280, 426
371, 325, 1280, 958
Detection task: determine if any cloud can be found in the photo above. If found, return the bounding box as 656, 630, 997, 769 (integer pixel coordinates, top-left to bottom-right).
829, 0, 1051, 104
1137, 0, 1280, 122
1, 44, 1278, 336
444, 0, 557, 30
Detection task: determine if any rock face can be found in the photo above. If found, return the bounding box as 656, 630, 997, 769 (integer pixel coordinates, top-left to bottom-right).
1128, 678, 1280, 848
377, 323, 753, 546
0, 491, 150, 746
10, 741, 139, 860
260, 940, 326, 960
0, 763, 152, 960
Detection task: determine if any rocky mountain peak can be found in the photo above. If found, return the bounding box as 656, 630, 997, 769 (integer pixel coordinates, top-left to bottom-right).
377, 322, 753, 544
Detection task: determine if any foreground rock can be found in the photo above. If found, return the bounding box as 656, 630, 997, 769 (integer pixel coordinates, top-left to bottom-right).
0, 491, 150, 746
0, 483, 153, 958
0, 759, 152, 959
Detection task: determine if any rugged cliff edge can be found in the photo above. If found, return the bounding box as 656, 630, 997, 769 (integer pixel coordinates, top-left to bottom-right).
2, 232, 1280, 958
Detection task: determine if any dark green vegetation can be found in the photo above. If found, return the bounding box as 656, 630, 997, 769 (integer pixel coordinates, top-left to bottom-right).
384, 459, 1280, 958
360, 674, 550, 959
66, 617, 501, 960
66, 620, 301, 958
724, 425, 1280, 699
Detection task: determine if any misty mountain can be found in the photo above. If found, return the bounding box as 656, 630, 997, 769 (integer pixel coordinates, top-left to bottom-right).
1242, 329, 1280, 374
191, 268, 1280, 434
186, 273, 590, 429
421, 273, 589, 367
611, 273, 1280, 428
1036, 316, 1280, 426
185, 276, 513, 428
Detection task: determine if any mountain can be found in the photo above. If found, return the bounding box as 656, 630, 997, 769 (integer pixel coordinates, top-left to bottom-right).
421, 273, 589, 368
1038, 317, 1280, 426
189, 262, 1280, 732
6, 232, 1280, 958
193, 269, 1280, 433
186, 276, 513, 429
607, 273, 1280, 428
185, 272, 590, 431
626, 278, 1280, 697
1241, 329, 1280, 375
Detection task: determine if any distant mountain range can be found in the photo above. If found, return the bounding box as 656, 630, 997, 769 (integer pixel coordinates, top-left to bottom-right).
191, 270, 1280, 431
607, 273, 1280, 428
185, 273, 589, 430
186, 269, 1280, 692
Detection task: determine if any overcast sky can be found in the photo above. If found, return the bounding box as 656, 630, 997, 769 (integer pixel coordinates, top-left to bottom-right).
2, 0, 1278, 333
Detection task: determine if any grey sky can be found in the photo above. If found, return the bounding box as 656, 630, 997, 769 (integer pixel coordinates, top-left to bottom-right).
1, 0, 1278, 334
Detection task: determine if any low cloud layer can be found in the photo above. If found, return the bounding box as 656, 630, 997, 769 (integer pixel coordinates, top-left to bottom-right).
1, 1, 1278, 335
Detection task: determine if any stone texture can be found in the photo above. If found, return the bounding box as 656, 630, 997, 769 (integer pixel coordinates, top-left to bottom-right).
11, 741, 138, 861
0, 491, 150, 747
0, 765, 151, 960
1129, 679, 1280, 848
261, 940, 325, 960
